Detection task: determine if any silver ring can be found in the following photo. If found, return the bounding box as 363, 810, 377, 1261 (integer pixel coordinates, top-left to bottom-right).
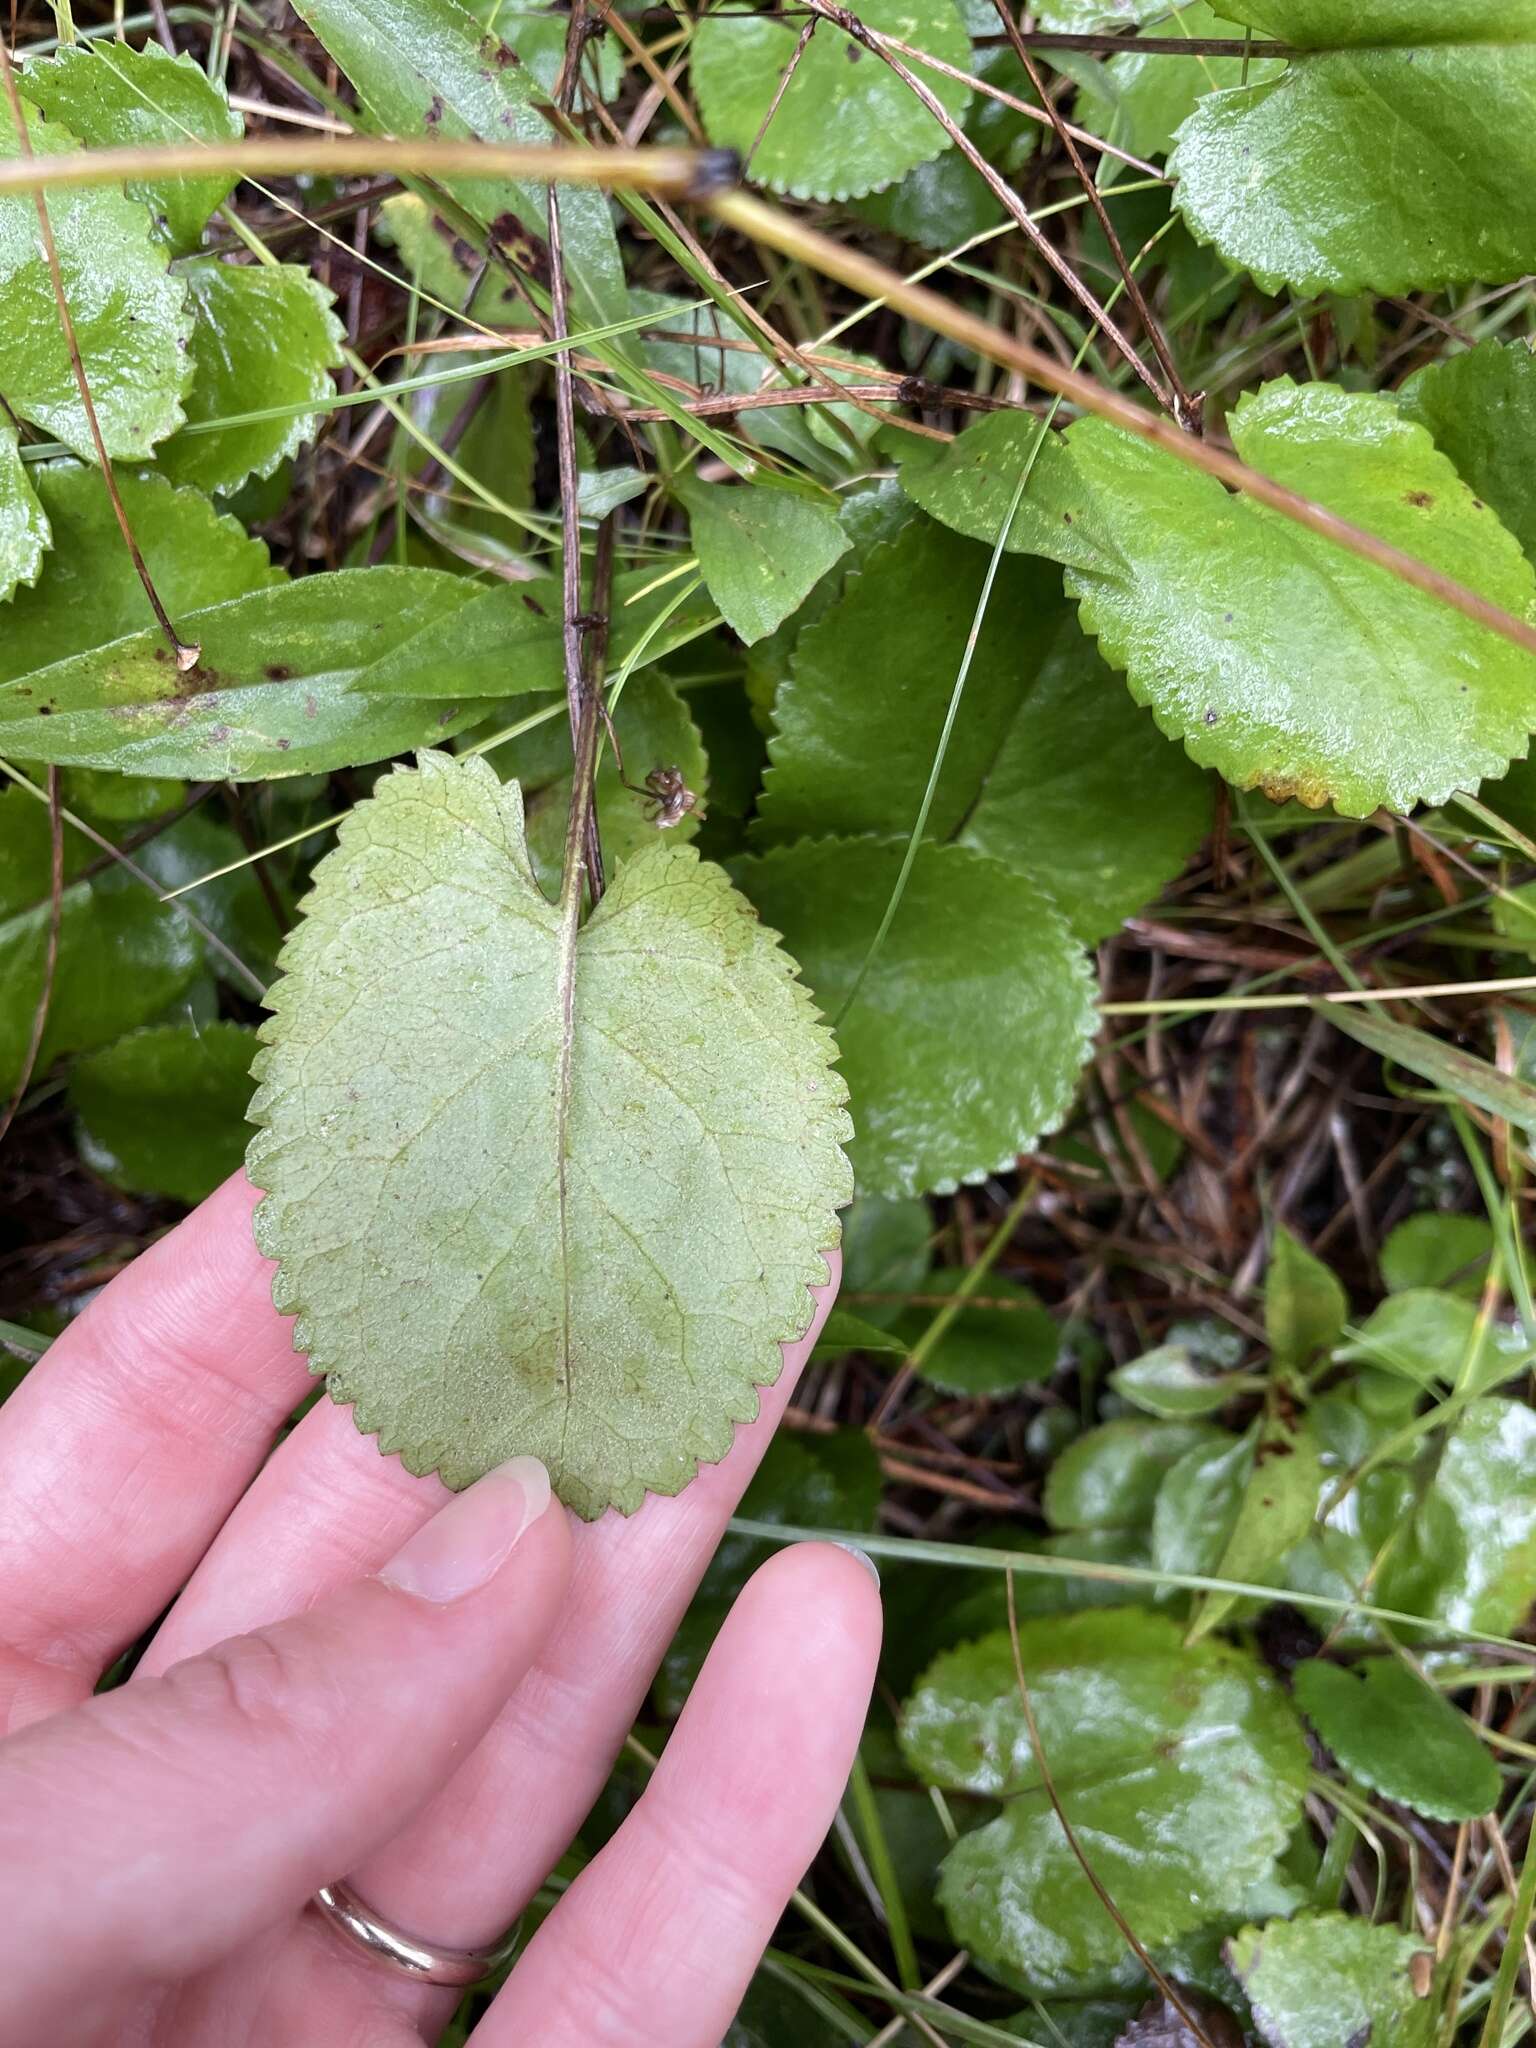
311, 1877, 523, 1988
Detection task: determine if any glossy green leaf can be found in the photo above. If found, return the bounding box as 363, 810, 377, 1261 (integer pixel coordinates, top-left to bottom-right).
1380, 1213, 1493, 1300
1108, 1344, 1243, 1418
1171, 8, 1536, 295
0, 569, 497, 779
1151, 1429, 1252, 1577
1077, 3, 1283, 160
487, 671, 708, 893
1265, 1225, 1347, 1367
70, 1020, 256, 1204
690, 0, 971, 202
925, 385, 1536, 817
1044, 1416, 1225, 1531
1338, 1290, 1533, 1395
1303, 1397, 1536, 1639
758, 526, 1210, 944
901, 1610, 1309, 1988
0, 421, 49, 606
249, 751, 852, 1516
840, 1193, 931, 1328
289, 0, 631, 339
1190, 1416, 1321, 1638
1293, 1657, 1499, 1820
1035, 0, 1169, 26
354, 569, 717, 698
812, 1308, 907, 1360
1399, 339, 1536, 570
0, 107, 193, 461
675, 479, 849, 647
737, 836, 1097, 1197
0, 463, 278, 686
1228, 1913, 1436, 2048
895, 1268, 1059, 1396
0, 785, 202, 1094
18, 42, 242, 255
157, 261, 344, 496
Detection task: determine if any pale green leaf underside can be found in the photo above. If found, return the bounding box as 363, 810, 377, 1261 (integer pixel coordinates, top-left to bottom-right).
249, 751, 852, 1516
157, 261, 345, 495
1228, 1913, 1436, 2048
0, 109, 193, 461
0, 421, 49, 606
19, 42, 243, 256
0, 568, 495, 779
901, 1609, 1309, 1986
691, 0, 972, 203
910, 384, 1536, 816
1172, 8, 1536, 295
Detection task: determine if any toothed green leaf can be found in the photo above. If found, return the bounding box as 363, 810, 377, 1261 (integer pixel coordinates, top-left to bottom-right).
1171, 5, 1536, 295
691, 0, 972, 203
738, 835, 1096, 1197
157, 261, 344, 495
18, 42, 242, 255
248, 751, 852, 1516
0, 106, 193, 461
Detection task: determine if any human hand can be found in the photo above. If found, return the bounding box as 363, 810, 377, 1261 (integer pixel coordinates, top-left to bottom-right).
0, 1174, 879, 2047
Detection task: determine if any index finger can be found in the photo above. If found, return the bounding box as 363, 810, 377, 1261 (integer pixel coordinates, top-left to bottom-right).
0, 1173, 309, 1731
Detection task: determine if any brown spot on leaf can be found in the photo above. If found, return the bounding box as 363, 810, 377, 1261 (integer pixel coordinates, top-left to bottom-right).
1405, 489, 1433, 508
305, 694, 319, 719
265, 663, 293, 682
424, 94, 445, 128
276, 736, 292, 751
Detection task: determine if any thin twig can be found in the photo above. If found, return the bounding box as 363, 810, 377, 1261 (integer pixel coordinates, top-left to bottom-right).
800, 0, 1174, 413
743, 16, 816, 174
987, 0, 1198, 428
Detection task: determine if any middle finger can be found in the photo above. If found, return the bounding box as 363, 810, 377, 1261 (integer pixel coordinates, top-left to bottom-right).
140, 1260, 840, 1952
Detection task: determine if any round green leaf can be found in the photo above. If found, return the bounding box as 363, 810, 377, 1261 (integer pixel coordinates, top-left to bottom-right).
1045, 1416, 1226, 1532
249, 752, 852, 1517
157, 261, 344, 496
901, 1610, 1310, 1989
70, 1020, 257, 1204
0, 106, 193, 461
0, 463, 279, 687
1379, 1212, 1494, 1299
0, 568, 496, 779
691, 0, 972, 203
18, 42, 242, 256
758, 524, 1210, 944
1227, 1912, 1436, 2048
738, 836, 1096, 1197
1293, 1657, 1500, 1820
896, 1268, 1059, 1396
1339, 1289, 1534, 1394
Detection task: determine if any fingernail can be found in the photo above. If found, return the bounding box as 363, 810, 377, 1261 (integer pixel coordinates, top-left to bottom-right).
834, 1540, 881, 1590
381, 1456, 551, 1604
